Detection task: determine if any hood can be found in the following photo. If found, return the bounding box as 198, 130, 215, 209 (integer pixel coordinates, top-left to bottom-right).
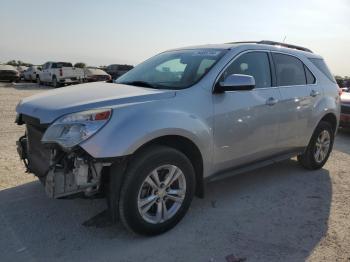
17, 82, 176, 123
341, 92, 350, 104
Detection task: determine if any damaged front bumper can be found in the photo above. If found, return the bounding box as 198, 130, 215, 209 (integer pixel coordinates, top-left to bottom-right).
16, 117, 112, 198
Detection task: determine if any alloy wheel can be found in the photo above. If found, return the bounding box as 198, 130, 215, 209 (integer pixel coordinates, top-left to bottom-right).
137, 165, 186, 224
314, 130, 331, 163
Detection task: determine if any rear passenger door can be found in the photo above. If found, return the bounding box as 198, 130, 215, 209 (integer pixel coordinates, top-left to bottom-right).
272, 53, 316, 150
41, 63, 51, 82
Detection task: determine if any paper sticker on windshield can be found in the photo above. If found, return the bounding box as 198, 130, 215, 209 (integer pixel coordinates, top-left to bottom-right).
191, 51, 221, 56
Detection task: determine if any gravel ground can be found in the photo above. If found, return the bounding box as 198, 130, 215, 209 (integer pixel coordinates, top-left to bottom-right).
0, 81, 349, 262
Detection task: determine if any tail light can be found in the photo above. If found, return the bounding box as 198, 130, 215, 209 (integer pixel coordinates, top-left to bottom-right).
59, 68, 63, 77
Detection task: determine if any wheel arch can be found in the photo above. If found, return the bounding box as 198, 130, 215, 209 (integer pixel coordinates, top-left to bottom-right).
319, 112, 338, 133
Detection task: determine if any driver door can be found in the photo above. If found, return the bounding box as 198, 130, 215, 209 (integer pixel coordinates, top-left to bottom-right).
212, 51, 282, 172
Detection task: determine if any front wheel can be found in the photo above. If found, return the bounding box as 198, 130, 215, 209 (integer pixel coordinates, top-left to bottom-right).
117, 146, 195, 235
298, 121, 334, 170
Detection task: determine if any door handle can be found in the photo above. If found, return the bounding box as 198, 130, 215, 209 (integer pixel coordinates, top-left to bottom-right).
266, 97, 278, 106
310, 90, 320, 97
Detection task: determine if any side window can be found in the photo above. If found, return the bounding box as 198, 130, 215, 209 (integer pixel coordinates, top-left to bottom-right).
272, 53, 306, 86
221, 52, 271, 89
304, 65, 316, 84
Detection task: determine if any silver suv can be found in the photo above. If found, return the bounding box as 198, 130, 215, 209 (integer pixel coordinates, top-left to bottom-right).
16, 41, 340, 235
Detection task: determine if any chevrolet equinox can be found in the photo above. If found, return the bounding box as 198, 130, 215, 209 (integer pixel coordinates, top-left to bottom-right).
16, 41, 340, 235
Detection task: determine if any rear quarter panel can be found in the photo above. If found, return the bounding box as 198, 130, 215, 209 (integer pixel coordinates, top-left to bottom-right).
304, 56, 340, 140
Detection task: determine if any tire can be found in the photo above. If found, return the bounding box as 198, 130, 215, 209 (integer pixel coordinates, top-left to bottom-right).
52, 76, 60, 88
297, 121, 334, 170
117, 145, 195, 235
36, 76, 42, 85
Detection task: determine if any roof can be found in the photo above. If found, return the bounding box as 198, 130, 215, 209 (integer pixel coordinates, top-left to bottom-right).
170, 40, 322, 58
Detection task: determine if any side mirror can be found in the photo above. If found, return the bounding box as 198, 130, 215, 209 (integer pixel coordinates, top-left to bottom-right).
214, 74, 255, 93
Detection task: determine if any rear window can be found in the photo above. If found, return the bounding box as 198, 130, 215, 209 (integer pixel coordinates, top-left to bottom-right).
53, 62, 73, 68
309, 58, 335, 83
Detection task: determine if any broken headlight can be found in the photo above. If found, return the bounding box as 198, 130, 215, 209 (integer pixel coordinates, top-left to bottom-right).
42, 108, 112, 149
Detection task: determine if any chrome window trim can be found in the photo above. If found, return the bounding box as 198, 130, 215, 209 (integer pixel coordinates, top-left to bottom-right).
212, 49, 318, 93
270, 51, 318, 87
212, 49, 275, 92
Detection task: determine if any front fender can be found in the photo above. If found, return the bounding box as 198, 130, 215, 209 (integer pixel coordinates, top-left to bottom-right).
80, 100, 213, 172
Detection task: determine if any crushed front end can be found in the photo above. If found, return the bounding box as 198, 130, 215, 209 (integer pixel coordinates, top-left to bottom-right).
15, 111, 112, 199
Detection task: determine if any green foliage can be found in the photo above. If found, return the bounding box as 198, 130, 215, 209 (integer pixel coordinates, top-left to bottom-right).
6, 60, 32, 67
74, 62, 86, 68
336, 75, 350, 87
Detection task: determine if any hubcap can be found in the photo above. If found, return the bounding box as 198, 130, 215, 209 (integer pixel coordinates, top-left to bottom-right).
137, 165, 186, 224
314, 130, 331, 163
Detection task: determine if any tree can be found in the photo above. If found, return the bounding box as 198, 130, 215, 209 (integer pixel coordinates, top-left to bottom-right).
6, 60, 17, 66
6, 60, 32, 67
74, 62, 86, 68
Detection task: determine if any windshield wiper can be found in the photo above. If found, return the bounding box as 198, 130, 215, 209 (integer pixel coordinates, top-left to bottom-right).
119, 81, 156, 88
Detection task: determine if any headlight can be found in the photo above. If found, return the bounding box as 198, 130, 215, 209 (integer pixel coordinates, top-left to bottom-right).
41, 108, 112, 149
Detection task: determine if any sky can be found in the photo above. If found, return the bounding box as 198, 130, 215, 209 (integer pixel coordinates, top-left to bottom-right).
0, 0, 349, 76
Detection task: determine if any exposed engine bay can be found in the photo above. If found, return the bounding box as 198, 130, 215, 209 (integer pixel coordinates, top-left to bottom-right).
16, 115, 111, 199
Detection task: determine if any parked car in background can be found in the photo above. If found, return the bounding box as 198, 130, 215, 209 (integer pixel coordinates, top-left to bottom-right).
342, 87, 349, 93
17, 66, 28, 80
84, 67, 111, 82
105, 64, 133, 80
23, 65, 42, 82
340, 91, 350, 128
37, 62, 85, 88
15, 40, 340, 235
0, 65, 19, 82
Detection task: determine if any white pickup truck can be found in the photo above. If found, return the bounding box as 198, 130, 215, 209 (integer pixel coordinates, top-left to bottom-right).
37, 62, 85, 88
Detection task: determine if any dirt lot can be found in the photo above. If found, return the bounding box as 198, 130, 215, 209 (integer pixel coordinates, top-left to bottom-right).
0, 81, 349, 262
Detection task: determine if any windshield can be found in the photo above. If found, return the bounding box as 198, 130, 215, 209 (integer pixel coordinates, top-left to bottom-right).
116, 49, 226, 89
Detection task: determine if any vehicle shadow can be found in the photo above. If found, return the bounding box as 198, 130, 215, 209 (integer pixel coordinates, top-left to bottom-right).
0, 159, 331, 262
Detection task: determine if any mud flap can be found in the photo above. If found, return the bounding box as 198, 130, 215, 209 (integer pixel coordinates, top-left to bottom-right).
107, 157, 128, 223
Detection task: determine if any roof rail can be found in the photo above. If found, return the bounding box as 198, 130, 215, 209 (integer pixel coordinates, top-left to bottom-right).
259, 40, 313, 53
228, 40, 313, 53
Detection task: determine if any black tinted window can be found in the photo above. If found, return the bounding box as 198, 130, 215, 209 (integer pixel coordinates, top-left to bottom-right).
273, 53, 306, 86
221, 52, 271, 89
57, 62, 72, 68
309, 58, 336, 83
304, 65, 316, 84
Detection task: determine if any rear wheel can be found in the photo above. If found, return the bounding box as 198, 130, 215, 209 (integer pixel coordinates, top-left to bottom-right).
117, 146, 195, 235
52, 76, 60, 88
298, 121, 334, 170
